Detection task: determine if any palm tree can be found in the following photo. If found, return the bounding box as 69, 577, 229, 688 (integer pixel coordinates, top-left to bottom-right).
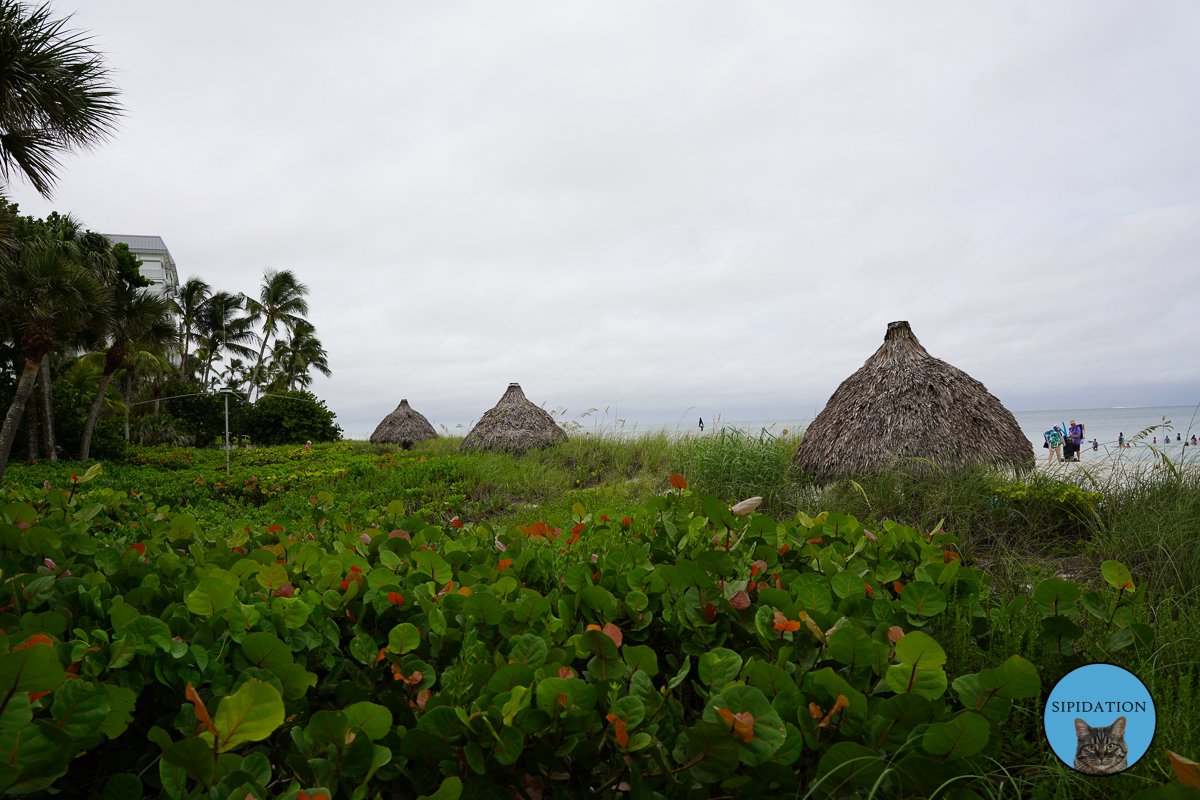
0, 0, 122, 197
196, 291, 258, 387
78, 285, 175, 460
0, 248, 106, 483
170, 277, 210, 380
245, 269, 309, 401
267, 320, 331, 392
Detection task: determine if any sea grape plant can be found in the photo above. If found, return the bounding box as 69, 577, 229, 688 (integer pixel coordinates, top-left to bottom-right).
0, 471, 1156, 799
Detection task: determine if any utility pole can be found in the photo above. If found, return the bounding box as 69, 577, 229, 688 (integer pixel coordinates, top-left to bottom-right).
220, 386, 233, 476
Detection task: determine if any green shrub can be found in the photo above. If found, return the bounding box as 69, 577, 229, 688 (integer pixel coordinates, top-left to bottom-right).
241, 389, 341, 446
0, 470, 1185, 799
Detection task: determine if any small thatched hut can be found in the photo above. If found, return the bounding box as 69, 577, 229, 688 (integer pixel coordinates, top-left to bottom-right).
460, 383, 568, 453
793, 321, 1033, 478
370, 399, 438, 449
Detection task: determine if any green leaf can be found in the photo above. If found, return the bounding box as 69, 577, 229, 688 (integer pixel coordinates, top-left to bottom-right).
1101, 560, 1134, 591
976, 654, 1040, 699
747, 661, 796, 697
899, 582, 947, 617
0, 643, 65, 695
612, 696, 646, 727
679, 720, 741, 782
50, 681, 109, 739
388, 623, 421, 655
255, 563, 289, 592
159, 758, 188, 800
893, 630, 947, 668
827, 626, 876, 672
507, 634, 548, 669
209, 679, 285, 753
817, 741, 887, 792
831, 571, 867, 600
306, 710, 349, 747
922, 711, 990, 758
102, 774, 142, 800
162, 737, 215, 787
241, 632, 293, 670
463, 593, 503, 625
411, 551, 452, 583
698, 647, 743, 693
345, 700, 391, 743
417, 776, 463, 800
1032, 577, 1080, 614
622, 645, 658, 676
668, 655, 691, 690
349, 633, 378, 665
100, 684, 136, 739
702, 685, 786, 765
485, 664, 535, 694
563, 563, 593, 592
186, 578, 235, 618
702, 495, 737, 530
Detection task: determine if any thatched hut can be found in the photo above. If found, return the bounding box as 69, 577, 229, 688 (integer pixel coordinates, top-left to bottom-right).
370, 399, 438, 449
460, 383, 568, 453
793, 321, 1033, 478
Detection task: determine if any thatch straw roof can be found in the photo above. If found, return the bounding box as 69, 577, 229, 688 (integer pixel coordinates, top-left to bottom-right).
460, 383, 568, 453
370, 399, 438, 447
793, 321, 1034, 478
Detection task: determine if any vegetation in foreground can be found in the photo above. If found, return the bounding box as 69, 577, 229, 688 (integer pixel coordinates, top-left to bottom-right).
1, 431, 1199, 798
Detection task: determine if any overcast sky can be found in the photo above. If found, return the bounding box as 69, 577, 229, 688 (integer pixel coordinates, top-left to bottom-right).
12, 2, 1200, 436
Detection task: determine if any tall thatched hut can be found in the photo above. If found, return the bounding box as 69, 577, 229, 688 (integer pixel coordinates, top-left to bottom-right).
793, 321, 1033, 478
370, 399, 438, 449
461, 383, 567, 453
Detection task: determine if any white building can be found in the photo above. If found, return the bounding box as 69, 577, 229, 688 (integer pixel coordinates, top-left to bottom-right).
105, 234, 179, 299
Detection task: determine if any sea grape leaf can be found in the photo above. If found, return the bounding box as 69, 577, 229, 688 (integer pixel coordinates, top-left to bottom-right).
817, 742, 887, 792
241, 632, 293, 670
208, 679, 285, 753
922, 711, 990, 758
698, 647, 743, 693
899, 582, 947, 617
388, 623, 420, 655
0, 643, 65, 695
186, 578, 235, 618
51, 681, 110, 739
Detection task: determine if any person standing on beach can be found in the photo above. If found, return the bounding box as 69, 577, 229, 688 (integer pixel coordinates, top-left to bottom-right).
1066, 420, 1084, 462
1092, 439, 1099, 451
1045, 426, 1064, 465
1119, 432, 1124, 447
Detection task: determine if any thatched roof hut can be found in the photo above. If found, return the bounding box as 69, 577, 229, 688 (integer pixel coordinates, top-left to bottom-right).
370, 399, 438, 448
793, 321, 1033, 477
460, 383, 568, 453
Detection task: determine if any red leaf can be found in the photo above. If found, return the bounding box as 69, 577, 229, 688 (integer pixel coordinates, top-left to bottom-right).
14, 633, 54, 651
669, 474, 688, 490
571, 523, 585, 535
606, 713, 630, 747
124, 543, 146, 558
730, 591, 751, 610
714, 707, 755, 743
602, 623, 623, 647
703, 602, 717, 621
498, 559, 513, 571
387, 592, 406, 606
389, 529, 411, 540
186, 683, 217, 736
558, 666, 576, 679
893, 581, 905, 595
887, 626, 905, 643
772, 612, 800, 633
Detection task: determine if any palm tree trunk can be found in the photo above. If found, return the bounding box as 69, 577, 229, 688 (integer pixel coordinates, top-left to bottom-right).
0, 358, 42, 484
123, 369, 132, 441
248, 327, 272, 403
26, 384, 38, 460
180, 325, 191, 381
39, 355, 56, 462
79, 371, 115, 461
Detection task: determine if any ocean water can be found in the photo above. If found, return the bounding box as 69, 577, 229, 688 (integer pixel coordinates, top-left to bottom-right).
347, 404, 1200, 464
559, 405, 1200, 464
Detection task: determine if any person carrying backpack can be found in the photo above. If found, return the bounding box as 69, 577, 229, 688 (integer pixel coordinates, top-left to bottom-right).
1044, 426, 1064, 465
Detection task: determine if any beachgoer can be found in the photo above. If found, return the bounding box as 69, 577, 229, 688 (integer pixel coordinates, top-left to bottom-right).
699, 417, 704, 432
1177, 434, 1182, 442
1044, 426, 1064, 465
1118, 432, 1124, 447
1092, 439, 1098, 451
1154, 437, 1157, 444
1192, 436, 1197, 445
1066, 420, 1083, 462
305, 440, 311, 451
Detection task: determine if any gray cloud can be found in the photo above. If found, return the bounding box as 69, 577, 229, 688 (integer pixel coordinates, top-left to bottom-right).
13, 1, 1200, 436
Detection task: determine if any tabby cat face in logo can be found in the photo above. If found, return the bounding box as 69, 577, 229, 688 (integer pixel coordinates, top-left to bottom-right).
1073, 716, 1129, 775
